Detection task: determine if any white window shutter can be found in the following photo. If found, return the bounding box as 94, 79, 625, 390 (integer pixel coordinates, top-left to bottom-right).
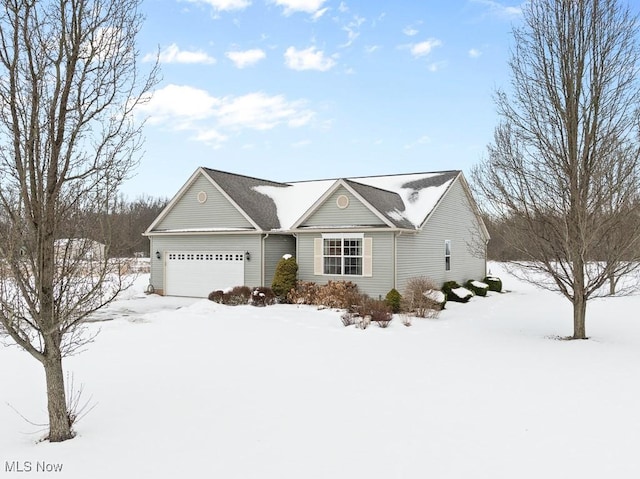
314, 238, 323, 275
363, 237, 373, 277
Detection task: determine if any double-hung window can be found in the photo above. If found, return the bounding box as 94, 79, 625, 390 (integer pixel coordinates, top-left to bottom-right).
322, 234, 363, 276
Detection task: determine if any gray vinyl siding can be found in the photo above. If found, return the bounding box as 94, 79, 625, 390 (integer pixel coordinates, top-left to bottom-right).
149, 234, 262, 293
154, 175, 253, 231
263, 235, 296, 287
396, 178, 487, 292
296, 231, 395, 299
302, 186, 387, 228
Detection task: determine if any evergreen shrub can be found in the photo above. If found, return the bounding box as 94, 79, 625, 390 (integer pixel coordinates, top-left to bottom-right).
466, 279, 489, 297
271, 255, 298, 302
483, 276, 502, 293
384, 288, 402, 313
442, 281, 473, 303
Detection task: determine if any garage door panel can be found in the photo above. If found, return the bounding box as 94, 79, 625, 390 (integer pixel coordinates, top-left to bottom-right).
165, 251, 245, 297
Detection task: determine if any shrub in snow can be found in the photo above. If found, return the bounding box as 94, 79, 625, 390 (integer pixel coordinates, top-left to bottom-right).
402, 277, 444, 318
483, 276, 502, 293
287, 280, 319, 305
360, 298, 393, 323
226, 286, 252, 306
384, 288, 402, 313
442, 281, 473, 303
208, 290, 225, 303
356, 315, 371, 330
271, 255, 298, 302
250, 286, 276, 307
466, 280, 489, 297
400, 314, 412, 327
315, 280, 362, 310
341, 311, 357, 327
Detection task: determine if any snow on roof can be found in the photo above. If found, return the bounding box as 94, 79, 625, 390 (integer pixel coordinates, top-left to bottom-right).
253, 180, 334, 230
351, 172, 456, 228
254, 172, 457, 230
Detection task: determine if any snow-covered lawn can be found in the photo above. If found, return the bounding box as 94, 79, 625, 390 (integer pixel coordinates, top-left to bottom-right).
2, 263, 640, 478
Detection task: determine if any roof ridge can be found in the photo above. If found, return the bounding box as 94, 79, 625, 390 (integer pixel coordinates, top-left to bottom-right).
287, 169, 461, 184
201, 167, 290, 187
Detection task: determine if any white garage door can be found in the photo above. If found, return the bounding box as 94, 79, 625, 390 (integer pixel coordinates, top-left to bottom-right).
165, 251, 245, 298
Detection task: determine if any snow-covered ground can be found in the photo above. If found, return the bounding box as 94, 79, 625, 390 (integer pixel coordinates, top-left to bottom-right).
1, 263, 640, 478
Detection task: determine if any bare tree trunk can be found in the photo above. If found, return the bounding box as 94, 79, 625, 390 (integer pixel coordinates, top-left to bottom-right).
573, 294, 587, 339
43, 337, 72, 442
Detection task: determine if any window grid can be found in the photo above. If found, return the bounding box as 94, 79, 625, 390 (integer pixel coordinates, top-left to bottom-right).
323, 237, 363, 276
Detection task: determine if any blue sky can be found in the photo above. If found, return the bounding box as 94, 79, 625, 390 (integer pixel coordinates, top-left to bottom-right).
129, 0, 524, 198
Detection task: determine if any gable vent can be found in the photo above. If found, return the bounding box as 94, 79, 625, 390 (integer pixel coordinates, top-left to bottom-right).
197, 191, 207, 204
336, 194, 349, 209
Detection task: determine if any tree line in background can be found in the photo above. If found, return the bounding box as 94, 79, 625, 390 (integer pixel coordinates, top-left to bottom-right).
70, 195, 168, 258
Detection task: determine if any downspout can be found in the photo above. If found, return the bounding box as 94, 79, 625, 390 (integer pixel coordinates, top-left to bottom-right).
261, 233, 270, 286
394, 231, 402, 290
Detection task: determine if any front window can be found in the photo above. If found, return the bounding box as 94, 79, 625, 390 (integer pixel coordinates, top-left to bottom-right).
323, 236, 363, 276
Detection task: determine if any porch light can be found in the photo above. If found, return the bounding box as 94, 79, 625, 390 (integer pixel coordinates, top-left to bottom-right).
155, 251, 161, 260
245, 251, 251, 261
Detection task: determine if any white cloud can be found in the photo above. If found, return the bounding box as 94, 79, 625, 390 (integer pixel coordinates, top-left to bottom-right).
225, 49, 266, 68
470, 0, 523, 19
184, 0, 251, 11
137, 84, 315, 147
338, 2, 348, 13
410, 39, 442, 58
403, 26, 418, 36
340, 15, 366, 48
140, 85, 220, 126
312, 7, 329, 20
284, 46, 336, 71
469, 48, 482, 58
216, 92, 314, 130
148, 44, 216, 65
272, 0, 328, 16
365, 45, 380, 54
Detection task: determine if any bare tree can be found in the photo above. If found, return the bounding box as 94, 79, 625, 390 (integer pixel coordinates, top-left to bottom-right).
472, 0, 640, 340
0, 0, 158, 442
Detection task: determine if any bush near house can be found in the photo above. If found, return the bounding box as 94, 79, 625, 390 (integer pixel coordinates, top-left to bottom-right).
483, 276, 503, 293
287, 281, 320, 305
401, 277, 445, 318
208, 290, 224, 303
384, 288, 402, 313
442, 281, 473, 303
271, 254, 298, 302
466, 280, 489, 297
208, 285, 273, 306
250, 286, 276, 307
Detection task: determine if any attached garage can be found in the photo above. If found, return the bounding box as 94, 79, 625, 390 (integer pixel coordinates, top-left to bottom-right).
164, 251, 245, 298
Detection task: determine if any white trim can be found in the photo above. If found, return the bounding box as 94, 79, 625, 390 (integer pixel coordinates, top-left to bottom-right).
322, 232, 364, 239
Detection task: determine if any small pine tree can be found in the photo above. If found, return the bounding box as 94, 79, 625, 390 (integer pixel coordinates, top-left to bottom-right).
271, 254, 298, 301
385, 288, 402, 313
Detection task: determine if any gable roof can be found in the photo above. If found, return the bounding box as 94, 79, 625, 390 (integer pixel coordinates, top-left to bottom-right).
147, 168, 465, 234
201, 168, 288, 231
